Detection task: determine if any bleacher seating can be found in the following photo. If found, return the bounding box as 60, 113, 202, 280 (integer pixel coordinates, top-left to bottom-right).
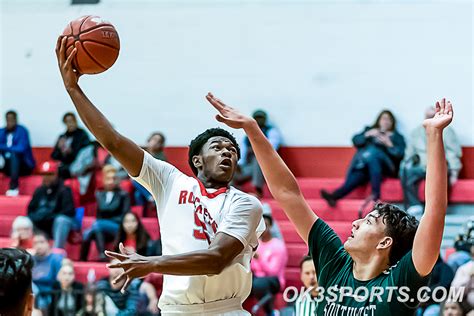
0, 146, 472, 311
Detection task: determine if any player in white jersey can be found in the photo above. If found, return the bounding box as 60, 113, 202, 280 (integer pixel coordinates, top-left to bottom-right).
56, 37, 264, 315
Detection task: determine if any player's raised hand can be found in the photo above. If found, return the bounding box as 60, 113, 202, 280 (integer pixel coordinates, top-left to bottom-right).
423, 98, 453, 130
105, 243, 155, 293
55, 36, 81, 91
206, 92, 255, 129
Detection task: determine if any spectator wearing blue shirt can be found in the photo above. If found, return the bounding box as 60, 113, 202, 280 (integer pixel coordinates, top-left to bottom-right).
32, 231, 64, 312
0, 110, 36, 196
234, 110, 282, 197
96, 259, 140, 316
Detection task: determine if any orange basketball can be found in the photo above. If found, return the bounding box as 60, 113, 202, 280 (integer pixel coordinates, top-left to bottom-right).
62, 16, 120, 75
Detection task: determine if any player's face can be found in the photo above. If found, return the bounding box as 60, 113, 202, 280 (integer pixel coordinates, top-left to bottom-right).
300, 260, 318, 292
344, 211, 391, 256
198, 136, 238, 184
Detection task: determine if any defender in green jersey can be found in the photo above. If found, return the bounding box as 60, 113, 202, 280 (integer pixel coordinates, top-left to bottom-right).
207, 94, 454, 316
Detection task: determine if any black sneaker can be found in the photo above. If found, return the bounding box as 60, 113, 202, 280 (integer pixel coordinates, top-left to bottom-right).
321, 189, 337, 207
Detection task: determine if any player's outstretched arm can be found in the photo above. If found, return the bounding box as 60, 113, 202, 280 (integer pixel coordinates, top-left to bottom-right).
105, 233, 244, 293
55, 36, 143, 176
412, 99, 453, 277
205, 93, 318, 244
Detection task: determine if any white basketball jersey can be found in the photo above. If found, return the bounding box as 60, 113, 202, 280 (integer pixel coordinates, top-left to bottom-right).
132, 151, 265, 313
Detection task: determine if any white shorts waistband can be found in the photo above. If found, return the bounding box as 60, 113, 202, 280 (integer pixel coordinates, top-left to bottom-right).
160, 297, 246, 315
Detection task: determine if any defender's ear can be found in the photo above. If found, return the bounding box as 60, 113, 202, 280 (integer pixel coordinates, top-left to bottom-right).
377, 236, 393, 250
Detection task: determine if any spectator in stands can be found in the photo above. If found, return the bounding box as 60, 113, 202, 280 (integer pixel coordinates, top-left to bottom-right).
321, 110, 405, 206
251, 214, 288, 315
96, 259, 140, 315
262, 202, 283, 240
451, 245, 474, 312
51, 112, 90, 179
294, 256, 318, 316
133, 132, 167, 213
27, 161, 77, 249
234, 110, 282, 197
49, 259, 84, 316
32, 231, 64, 311
0, 110, 36, 197
441, 299, 468, 316
113, 211, 160, 256
400, 106, 462, 216
417, 255, 455, 316
76, 285, 106, 316
11, 215, 34, 253
0, 248, 35, 316
80, 165, 130, 261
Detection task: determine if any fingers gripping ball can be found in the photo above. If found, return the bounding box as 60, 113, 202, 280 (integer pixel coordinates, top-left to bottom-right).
62, 15, 120, 75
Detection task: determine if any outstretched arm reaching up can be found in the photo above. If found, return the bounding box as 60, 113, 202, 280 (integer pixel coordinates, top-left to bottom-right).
412, 98, 453, 277
205, 93, 318, 244
55, 36, 143, 176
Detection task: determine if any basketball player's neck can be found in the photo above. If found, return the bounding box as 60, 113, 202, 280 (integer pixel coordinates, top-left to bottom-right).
196, 174, 229, 190
351, 252, 390, 281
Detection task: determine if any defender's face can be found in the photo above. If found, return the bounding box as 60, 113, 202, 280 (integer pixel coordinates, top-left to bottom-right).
344, 211, 388, 254
197, 136, 238, 184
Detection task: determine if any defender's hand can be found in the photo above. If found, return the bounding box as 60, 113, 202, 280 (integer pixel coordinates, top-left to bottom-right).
423, 98, 453, 131
55, 36, 81, 91
205, 92, 255, 129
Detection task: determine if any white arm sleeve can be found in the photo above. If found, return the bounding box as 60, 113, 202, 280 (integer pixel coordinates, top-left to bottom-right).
218, 195, 265, 249
130, 150, 182, 208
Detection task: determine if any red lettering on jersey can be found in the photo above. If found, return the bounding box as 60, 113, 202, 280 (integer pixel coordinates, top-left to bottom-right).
178, 190, 188, 204
188, 192, 195, 204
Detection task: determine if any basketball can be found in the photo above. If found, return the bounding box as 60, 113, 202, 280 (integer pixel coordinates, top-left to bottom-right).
62, 15, 120, 75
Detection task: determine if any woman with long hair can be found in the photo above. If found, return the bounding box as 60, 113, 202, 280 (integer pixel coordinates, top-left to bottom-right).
113, 211, 158, 256
321, 110, 406, 206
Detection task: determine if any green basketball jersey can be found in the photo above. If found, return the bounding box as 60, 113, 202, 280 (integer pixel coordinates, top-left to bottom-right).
308, 219, 430, 316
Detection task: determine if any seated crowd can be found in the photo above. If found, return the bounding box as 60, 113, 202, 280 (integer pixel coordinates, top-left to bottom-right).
1, 108, 472, 315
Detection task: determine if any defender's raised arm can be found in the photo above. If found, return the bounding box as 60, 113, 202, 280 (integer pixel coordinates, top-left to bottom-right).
206, 93, 318, 244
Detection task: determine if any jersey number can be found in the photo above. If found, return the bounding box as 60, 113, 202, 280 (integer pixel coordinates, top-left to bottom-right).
193, 211, 208, 241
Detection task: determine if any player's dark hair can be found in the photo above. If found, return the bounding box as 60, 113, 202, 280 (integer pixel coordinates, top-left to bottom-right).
62, 112, 77, 123
5, 110, 17, 119
299, 255, 313, 270
148, 131, 166, 145
371, 110, 396, 131
188, 128, 240, 176
0, 248, 33, 315
114, 211, 151, 256
375, 202, 419, 265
